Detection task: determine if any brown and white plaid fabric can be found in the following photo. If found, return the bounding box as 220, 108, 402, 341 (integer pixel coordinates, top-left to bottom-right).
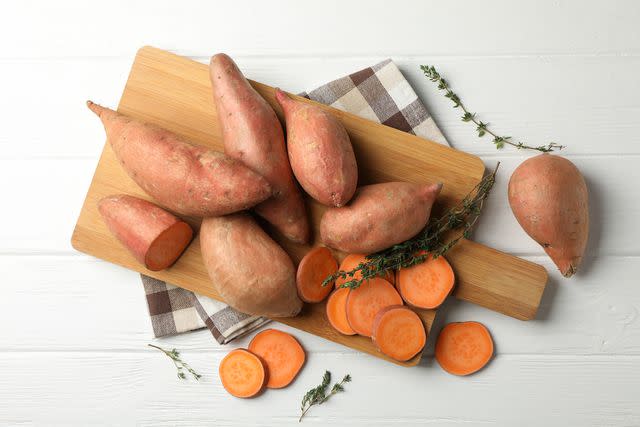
142, 58, 450, 343
302, 59, 448, 144
141, 275, 205, 336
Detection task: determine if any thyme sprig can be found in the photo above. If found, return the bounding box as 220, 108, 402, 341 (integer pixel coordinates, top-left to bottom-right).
323, 163, 500, 290
420, 65, 563, 153
148, 344, 202, 380
299, 371, 351, 422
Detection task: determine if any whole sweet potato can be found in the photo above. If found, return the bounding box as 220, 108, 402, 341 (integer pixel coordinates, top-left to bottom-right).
275, 89, 358, 207
508, 154, 589, 277
87, 101, 272, 217
210, 54, 309, 243
200, 213, 303, 317
320, 181, 442, 253
98, 194, 193, 271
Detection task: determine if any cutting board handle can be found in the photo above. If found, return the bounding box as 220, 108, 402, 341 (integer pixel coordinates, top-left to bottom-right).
447, 239, 547, 320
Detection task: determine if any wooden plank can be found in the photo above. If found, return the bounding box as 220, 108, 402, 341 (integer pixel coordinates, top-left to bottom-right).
0, 255, 640, 354
2, 255, 637, 354
4, 56, 640, 160
4, 0, 640, 58
2, 352, 639, 426
71, 47, 547, 365
2, 155, 638, 255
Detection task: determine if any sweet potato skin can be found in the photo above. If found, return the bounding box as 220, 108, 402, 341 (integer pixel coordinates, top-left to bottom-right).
508, 154, 589, 277
320, 182, 442, 253
210, 55, 309, 243
87, 101, 272, 217
98, 194, 193, 271
200, 213, 303, 317
275, 89, 358, 207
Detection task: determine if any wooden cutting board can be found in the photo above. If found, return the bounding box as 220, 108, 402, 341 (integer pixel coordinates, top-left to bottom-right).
72, 46, 547, 366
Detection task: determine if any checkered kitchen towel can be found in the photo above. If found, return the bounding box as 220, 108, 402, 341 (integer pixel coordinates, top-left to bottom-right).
143, 59, 449, 343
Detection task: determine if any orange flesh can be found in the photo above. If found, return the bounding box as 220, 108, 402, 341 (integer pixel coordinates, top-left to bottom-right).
219, 349, 266, 398
296, 247, 338, 303
145, 221, 193, 271
248, 329, 305, 389
372, 306, 426, 362
336, 254, 394, 288
397, 254, 455, 309
326, 288, 356, 335
345, 278, 403, 337
435, 321, 494, 376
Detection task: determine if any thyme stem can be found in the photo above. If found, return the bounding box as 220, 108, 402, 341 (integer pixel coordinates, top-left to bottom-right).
148, 344, 202, 381
420, 65, 564, 153
299, 371, 351, 422
323, 163, 500, 290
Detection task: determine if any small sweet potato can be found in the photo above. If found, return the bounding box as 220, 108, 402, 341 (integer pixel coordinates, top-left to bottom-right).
98, 194, 193, 271
275, 89, 358, 207
320, 181, 442, 253
210, 54, 309, 243
87, 101, 272, 217
200, 213, 303, 317
508, 154, 589, 277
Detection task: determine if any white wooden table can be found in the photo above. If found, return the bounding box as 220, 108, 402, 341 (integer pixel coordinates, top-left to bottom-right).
2, 1, 639, 425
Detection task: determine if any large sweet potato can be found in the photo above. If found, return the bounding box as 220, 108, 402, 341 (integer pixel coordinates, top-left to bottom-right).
87, 101, 272, 217
98, 194, 193, 271
275, 89, 358, 207
508, 154, 589, 277
210, 54, 309, 243
320, 182, 442, 253
200, 213, 303, 317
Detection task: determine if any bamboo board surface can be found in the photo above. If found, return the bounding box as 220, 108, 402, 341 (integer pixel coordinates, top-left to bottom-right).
72, 47, 547, 366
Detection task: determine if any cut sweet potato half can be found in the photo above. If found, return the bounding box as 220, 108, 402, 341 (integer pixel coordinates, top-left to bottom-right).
145, 221, 194, 270
98, 194, 193, 271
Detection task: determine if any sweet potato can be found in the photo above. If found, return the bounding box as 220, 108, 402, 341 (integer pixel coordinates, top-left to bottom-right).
435, 321, 494, 376
210, 55, 309, 243
98, 194, 193, 271
219, 348, 266, 398
326, 288, 355, 335
275, 89, 358, 207
87, 101, 272, 217
508, 154, 589, 277
372, 305, 426, 362
396, 253, 455, 309
335, 253, 394, 289
248, 329, 305, 389
296, 246, 338, 303
321, 182, 442, 253
345, 277, 403, 337
200, 213, 302, 317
